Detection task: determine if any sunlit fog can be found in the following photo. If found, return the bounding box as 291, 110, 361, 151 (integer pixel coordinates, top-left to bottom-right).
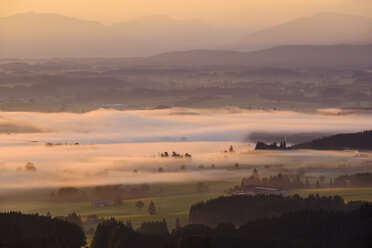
0, 108, 371, 189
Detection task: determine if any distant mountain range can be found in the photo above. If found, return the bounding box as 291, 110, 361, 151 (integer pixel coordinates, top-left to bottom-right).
0, 12, 237, 57
225, 12, 372, 51
1, 12, 372, 57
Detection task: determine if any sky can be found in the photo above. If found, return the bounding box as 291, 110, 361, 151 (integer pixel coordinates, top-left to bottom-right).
1, 0, 372, 26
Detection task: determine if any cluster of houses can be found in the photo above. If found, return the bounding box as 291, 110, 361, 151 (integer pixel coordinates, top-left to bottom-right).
235, 185, 289, 196
231, 168, 290, 196
91, 200, 112, 208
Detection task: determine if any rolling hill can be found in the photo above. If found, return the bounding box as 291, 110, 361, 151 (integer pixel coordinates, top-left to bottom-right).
226, 12, 372, 51
136, 44, 372, 67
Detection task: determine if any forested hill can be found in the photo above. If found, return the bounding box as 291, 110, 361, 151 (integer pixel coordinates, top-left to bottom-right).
91, 203, 372, 248
0, 212, 86, 248
188, 194, 361, 226
291, 130, 372, 150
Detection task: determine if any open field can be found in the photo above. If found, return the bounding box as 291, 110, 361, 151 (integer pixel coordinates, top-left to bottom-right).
2, 183, 372, 227
0, 97, 370, 113
0, 193, 221, 228
0, 180, 239, 227
1, 180, 372, 245
0, 180, 239, 244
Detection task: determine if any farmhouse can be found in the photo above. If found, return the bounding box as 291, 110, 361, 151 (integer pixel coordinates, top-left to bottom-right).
91, 200, 111, 208
236, 185, 289, 196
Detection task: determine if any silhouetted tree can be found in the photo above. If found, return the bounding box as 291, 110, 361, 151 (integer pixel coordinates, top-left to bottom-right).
137, 219, 169, 236
24, 162, 36, 172
175, 218, 181, 230
135, 201, 144, 210
229, 145, 234, 152
126, 220, 133, 229
148, 201, 156, 215
316, 180, 320, 188
185, 153, 192, 158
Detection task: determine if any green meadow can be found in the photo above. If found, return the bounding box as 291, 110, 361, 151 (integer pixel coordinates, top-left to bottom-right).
0, 180, 239, 232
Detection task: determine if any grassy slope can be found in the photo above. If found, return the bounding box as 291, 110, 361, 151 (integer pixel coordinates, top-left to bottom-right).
0, 180, 239, 229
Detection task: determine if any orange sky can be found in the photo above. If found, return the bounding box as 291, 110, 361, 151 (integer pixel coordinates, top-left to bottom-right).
1, 0, 372, 26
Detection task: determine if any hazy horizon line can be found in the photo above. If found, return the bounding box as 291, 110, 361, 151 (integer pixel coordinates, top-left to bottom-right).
2, 10, 371, 29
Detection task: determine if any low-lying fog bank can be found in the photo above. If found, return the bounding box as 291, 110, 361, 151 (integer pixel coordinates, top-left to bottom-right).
0, 141, 371, 190
0, 107, 371, 144
0, 107, 371, 190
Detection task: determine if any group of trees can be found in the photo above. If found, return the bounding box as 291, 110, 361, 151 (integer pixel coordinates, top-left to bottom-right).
92, 183, 151, 201
135, 200, 157, 215
189, 194, 363, 226
49, 187, 81, 202
229, 169, 306, 193
16, 162, 37, 172
90, 203, 372, 248
0, 212, 86, 248
137, 219, 168, 236
50, 184, 153, 203
255, 141, 288, 150
255, 130, 372, 150
229, 169, 372, 192
332, 173, 372, 187
160, 152, 192, 158
223, 145, 235, 153
60, 212, 83, 227
91, 219, 166, 248
310, 173, 372, 189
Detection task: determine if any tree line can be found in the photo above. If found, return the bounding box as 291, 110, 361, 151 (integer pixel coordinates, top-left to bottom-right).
189, 194, 363, 226
228, 168, 306, 192
255, 130, 372, 150
1, 195, 370, 248
90, 203, 372, 248
333, 172, 372, 187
